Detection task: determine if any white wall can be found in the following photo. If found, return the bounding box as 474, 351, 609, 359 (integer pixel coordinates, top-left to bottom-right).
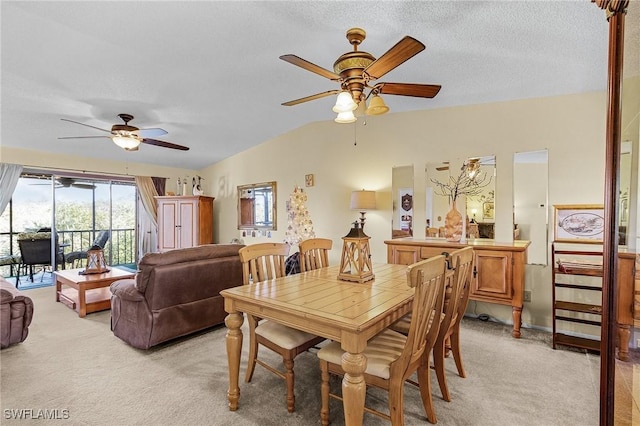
201, 91, 610, 330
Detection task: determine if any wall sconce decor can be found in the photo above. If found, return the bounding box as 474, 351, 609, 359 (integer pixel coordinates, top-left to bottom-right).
338, 221, 374, 283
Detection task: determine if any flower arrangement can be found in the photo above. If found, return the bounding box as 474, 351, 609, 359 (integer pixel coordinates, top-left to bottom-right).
431, 162, 492, 203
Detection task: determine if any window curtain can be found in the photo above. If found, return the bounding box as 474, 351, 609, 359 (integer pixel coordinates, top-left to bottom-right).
151, 177, 166, 196
0, 163, 23, 215
135, 176, 159, 257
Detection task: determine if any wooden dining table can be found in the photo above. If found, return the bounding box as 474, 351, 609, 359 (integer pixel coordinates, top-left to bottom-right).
221, 262, 414, 426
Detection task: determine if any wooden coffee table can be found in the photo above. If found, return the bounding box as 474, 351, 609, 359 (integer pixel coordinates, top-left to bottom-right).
54, 267, 135, 317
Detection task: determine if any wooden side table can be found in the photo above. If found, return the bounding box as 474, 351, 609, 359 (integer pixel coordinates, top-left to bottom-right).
54, 267, 135, 317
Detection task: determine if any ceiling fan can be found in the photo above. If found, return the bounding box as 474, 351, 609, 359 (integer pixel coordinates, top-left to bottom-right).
30, 176, 96, 190
280, 28, 441, 122
59, 114, 189, 151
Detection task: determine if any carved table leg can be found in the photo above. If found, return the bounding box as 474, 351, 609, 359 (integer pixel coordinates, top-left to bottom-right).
225, 311, 244, 411
617, 324, 630, 361
341, 351, 367, 426
511, 305, 522, 338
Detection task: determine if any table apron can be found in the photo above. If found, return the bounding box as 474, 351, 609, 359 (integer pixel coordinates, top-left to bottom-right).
224, 297, 413, 353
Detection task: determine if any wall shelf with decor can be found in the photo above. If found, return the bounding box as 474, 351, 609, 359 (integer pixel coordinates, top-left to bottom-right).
551, 242, 603, 353
551, 242, 637, 360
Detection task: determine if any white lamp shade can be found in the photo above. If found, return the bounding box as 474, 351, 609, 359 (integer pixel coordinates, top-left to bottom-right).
335, 110, 357, 123
112, 136, 141, 150
332, 91, 358, 113
350, 190, 377, 210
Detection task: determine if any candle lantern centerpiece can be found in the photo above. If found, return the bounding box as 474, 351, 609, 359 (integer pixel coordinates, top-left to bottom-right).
338, 221, 374, 283
83, 245, 110, 274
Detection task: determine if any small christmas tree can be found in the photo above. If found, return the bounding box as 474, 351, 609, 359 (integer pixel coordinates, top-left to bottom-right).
284, 186, 316, 246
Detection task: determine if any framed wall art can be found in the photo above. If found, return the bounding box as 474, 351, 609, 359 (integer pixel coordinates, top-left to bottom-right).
553, 204, 605, 243
482, 201, 494, 219
305, 174, 314, 187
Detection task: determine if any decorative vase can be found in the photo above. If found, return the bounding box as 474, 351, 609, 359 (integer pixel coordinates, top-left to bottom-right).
445, 199, 463, 242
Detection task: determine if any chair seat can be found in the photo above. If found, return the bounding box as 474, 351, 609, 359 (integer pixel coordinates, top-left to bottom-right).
317, 329, 406, 379
255, 320, 320, 350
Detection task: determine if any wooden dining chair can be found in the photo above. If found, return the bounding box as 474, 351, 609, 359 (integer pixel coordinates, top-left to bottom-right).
387, 247, 473, 423
298, 238, 332, 272
238, 242, 325, 413
317, 255, 447, 425
433, 246, 474, 404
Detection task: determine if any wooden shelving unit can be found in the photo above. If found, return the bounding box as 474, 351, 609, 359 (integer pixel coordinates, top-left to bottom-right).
551, 242, 604, 352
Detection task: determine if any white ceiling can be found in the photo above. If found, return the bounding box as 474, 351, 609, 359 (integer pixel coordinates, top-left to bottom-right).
2, 1, 638, 170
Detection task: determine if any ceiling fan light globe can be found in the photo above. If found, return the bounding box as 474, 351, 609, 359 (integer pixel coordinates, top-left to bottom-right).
366, 95, 389, 115
332, 91, 358, 113
354, 100, 367, 117
335, 110, 357, 124
112, 135, 141, 150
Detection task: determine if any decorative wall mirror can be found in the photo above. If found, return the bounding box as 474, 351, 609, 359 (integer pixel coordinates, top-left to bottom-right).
462, 156, 495, 239
425, 157, 495, 239
391, 165, 413, 238
425, 162, 451, 237
237, 181, 277, 230
513, 150, 548, 265
618, 141, 633, 245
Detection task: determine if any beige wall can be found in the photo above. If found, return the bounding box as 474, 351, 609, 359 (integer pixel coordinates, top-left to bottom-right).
1, 89, 630, 333
202, 91, 610, 331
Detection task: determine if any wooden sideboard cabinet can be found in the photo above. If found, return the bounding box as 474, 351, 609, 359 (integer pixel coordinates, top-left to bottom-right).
156, 196, 214, 252
385, 238, 530, 338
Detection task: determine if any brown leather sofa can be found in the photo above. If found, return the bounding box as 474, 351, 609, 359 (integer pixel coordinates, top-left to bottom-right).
110, 244, 244, 349
1, 277, 34, 349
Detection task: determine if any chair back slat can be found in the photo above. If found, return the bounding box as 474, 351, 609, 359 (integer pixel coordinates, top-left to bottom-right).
299, 238, 332, 272
403, 255, 447, 365
239, 243, 290, 284
451, 246, 475, 321
439, 247, 474, 340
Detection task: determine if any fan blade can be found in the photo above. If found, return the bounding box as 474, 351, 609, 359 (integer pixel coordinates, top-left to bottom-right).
133, 128, 168, 138
279, 54, 340, 81
61, 118, 112, 133
141, 138, 189, 151
71, 183, 97, 190
373, 82, 441, 98
58, 136, 111, 139
282, 90, 341, 106
436, 166, 450, 171
364, 36, 425, 80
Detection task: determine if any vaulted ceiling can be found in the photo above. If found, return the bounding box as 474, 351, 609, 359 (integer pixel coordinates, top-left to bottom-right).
2, 1, 638, 170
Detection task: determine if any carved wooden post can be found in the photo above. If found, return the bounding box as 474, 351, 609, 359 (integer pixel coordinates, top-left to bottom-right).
590, 1, 628, 425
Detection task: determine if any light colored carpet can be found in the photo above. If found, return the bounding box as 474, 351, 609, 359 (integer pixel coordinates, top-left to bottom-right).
0, 286, 600, 425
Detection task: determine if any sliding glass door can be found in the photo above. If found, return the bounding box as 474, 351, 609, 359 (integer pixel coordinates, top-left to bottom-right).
0, 172, 137, 282
53, 175, 136, 268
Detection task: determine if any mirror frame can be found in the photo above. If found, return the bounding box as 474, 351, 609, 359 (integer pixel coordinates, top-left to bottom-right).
237, 181, 277, 230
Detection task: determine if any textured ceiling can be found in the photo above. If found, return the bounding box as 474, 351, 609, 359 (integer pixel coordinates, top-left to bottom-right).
1, 1, 637, 170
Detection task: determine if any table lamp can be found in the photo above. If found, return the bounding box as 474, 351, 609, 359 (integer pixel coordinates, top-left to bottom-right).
350, 189, 377, 230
